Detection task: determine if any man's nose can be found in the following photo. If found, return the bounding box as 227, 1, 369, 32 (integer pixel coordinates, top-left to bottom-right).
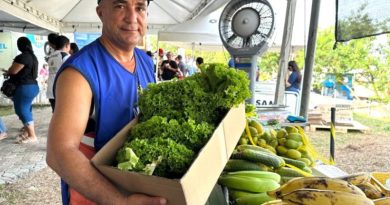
124, 6, 137, 22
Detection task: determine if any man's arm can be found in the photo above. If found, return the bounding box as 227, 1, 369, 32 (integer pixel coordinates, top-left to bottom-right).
46, 68, 166, 205
46, 68, 127, 205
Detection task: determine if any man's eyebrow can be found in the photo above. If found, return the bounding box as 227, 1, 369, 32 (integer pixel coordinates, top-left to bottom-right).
113, 0, 127, 4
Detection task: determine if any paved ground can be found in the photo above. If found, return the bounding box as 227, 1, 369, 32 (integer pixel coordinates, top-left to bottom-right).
0, 107, 51, 185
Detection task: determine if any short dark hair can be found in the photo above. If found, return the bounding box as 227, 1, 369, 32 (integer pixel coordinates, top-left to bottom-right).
70, 43, 79, 54
55, 35, 70, 50
196, 57, 204, 65
48, 33, 59, 45
98, 0, 151, 5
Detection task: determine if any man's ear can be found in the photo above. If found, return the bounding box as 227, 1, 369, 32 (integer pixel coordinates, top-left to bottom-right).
96, 6, 103, 20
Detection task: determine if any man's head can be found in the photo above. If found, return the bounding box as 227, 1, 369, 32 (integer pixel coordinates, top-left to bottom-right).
166, 51, 173, 60
48, 33, 59, 49
96, 0, 151, 51
98, 0, 151, 5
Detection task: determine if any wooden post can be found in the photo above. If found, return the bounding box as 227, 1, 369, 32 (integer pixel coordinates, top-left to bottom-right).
299, 0, 321, 118
274, 0, 297, 105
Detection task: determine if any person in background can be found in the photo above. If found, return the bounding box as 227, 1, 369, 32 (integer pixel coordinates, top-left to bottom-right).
45, 33, 59, 62
0, 117, 7, 140
146, 50, 157, 73
160, 51, 179, 81
69, 43, 79, 55
38, 63, 49, 88
4, 37, 39, 144
176, 55, 187, 77
46, 35, 71, 112
228, 58, 235, 68
285, 60, 302, 93
46, 0, 166, 205
195, 57, 204, 73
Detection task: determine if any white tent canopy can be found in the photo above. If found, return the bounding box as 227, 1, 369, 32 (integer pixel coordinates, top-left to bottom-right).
0, 0, 230, 34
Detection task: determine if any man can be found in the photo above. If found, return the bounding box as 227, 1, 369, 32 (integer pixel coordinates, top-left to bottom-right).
46, 0, 166, 205
160, 51, 179, 80
46, 35, 71, 112
176, 55, 187, 77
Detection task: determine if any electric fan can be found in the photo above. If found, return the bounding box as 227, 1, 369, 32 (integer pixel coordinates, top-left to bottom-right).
219, 0, 275, 104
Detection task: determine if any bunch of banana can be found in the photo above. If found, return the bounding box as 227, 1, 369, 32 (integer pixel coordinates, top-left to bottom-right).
268, 176, 366, 198
218, 170, 280, 205
267, 176, 376, 205
337, 172, 387, 199
337, 172, 372, 186
373, 197, 390, 205
277, 189, 374, 205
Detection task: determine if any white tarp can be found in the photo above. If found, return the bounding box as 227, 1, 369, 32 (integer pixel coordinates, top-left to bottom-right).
0, 0, 230, 34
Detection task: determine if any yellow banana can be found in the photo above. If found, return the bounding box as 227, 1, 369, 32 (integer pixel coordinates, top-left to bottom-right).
357, 182, 386, 199
373, 197, 390, 205
279, 188, 374, 205
268, 176, 366, 198
337, 172, 371, 186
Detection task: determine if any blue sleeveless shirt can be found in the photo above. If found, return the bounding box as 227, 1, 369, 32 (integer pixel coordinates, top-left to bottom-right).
55, 39, 156, 150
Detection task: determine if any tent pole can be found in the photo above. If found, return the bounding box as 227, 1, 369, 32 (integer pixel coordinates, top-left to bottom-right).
274, 0, 297, 106
300, 0, 321, 118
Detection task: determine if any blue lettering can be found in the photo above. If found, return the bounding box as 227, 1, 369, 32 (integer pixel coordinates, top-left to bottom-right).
0, 43, 8, 49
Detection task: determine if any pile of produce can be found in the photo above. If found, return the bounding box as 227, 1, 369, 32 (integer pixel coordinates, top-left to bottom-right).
221, 110, 390, 204
115, 64, 251, 178
263, 173, 390, 205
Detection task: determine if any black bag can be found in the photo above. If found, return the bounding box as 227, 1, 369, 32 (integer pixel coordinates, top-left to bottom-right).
1, 78, 17, 98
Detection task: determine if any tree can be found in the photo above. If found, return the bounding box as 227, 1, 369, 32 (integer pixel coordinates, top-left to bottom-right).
294, 28, 389, 100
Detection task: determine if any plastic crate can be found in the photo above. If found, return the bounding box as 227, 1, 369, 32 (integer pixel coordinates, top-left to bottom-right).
370, 172, 390, 196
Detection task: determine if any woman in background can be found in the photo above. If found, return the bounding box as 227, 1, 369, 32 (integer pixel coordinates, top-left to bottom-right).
4, 37, 39, 143
285, 60, 302, 93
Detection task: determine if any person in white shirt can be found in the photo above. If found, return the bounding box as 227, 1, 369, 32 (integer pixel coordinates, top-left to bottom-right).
47, 35, 70, 112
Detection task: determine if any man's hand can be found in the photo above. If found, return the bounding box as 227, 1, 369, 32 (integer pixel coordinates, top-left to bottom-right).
125, 194, 167, 205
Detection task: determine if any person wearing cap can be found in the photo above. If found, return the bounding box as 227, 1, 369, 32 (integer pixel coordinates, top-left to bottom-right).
46, 0, 166, 205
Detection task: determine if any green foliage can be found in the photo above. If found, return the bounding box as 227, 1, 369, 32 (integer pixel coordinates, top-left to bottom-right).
353, 112, 390, 135
125, 137, 195, 178
259, 52, 280, 80
117, 63, 250, 178
292, 27, 390, 101
138, 63, 251, 125
130, 116, 214, 151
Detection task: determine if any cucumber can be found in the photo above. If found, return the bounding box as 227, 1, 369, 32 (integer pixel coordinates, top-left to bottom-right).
224, 159, 267, 172
280, 157, 307, 169
218, 175, 280, 193
226, 170, 281, 183
235, 192, 275, 205
232, 149, 285, 168
237, 144, 275, 155
276, 167, 306, 177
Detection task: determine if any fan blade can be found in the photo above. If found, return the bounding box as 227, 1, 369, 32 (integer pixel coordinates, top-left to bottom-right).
227, 34, 238, 44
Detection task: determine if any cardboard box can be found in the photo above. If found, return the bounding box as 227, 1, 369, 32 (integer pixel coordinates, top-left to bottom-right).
91, 103, 245, 205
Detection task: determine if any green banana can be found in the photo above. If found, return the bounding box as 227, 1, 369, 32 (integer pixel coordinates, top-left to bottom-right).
226, 170, 281, 183
268, 176, 366, 198
218, 175, 280, 193
235, 192, 275, 205
279, 189, 374, 205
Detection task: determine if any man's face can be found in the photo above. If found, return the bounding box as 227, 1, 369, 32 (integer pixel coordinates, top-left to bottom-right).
166, 52, 172, 60
97, 0, 148, 50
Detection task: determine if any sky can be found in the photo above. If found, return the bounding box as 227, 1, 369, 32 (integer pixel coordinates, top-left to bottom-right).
270, 0, 336, 46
